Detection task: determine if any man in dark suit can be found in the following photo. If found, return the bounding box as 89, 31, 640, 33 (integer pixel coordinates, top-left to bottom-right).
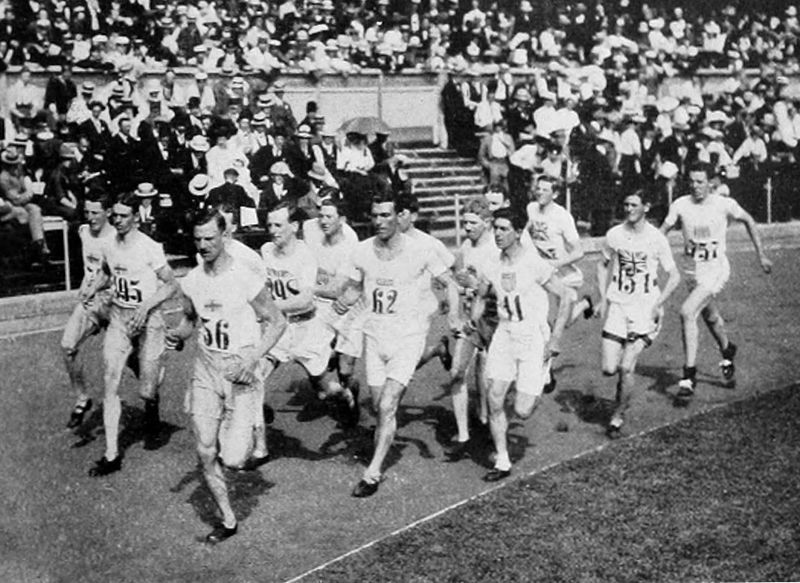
256, 161, 302, 224
44, 63, 78, 122
105, 116, 142, 192
268, 81, 297, 136
250, 130, 288, 186
208, 167, 256, 229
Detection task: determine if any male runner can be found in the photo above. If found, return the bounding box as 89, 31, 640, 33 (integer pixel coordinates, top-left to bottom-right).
62, 191, 116, 428
446, 196, 499, 452
90, 192, 178, 476
598, 190, 680, 437
260, 202, 351, 427
338, 192, 459, 497
168, 208, 286, 544
302, 190, 361, 425
660, 162, 772, 399
473, 207, 571, 482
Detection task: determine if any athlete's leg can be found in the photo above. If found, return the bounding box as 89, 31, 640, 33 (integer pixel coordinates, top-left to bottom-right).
700, 299, 730, 353
448, 337, 476, 443
193, 414, 237, 528
609, 338, 647, 428
362, 378, 406, 482
137, 314, 167, 436
253, 359, 277, 460
61, 304, 100, 410
679, 285, 715, 369
101, 320, 134, 462
487, 379, 513, 471
474, 350, 490, 425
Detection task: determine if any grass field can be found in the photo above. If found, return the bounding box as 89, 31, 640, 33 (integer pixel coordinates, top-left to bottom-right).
0, 244, 798, 583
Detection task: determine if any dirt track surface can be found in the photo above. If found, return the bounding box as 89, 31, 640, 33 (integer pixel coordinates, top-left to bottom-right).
1, 245, 798, 583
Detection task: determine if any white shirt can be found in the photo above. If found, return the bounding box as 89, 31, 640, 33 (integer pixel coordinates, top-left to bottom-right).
78, 223, 116, 287
484, 248, 554, 330
103, 231, 167, 308
260, 240, 318, 316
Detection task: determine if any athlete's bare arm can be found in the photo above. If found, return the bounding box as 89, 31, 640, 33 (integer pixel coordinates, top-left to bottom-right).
130, 265, 179, 331
542, 274, 572, 358
736, 210, 773, 274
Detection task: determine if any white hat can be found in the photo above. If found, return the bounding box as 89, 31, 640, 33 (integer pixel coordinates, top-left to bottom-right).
659, 161, 679, 179
189, 135, 210, 152
189, 174, 211, 196
135, 182, 159, 197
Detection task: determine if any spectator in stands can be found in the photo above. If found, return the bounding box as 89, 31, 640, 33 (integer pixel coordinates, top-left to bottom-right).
42, 142, 81, 221
0, 148, 49, 262
207, 167, 256, 230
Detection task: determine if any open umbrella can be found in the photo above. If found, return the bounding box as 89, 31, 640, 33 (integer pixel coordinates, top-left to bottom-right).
339, 116, 391, 137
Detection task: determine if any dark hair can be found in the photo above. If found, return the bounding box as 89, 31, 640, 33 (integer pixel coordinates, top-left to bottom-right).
306, 100, 318, 113
371, 189, 397, 210
493, 207, 526, 232
624, 189, 653, 206
115, 191, 140, 212
687, 161, 713, 178
483, 183, 508, 198
85, 188, 111, 209
269, 200, 307, 224
395, 192, 419, 214
318, 187, 348, 215
192, 206, 227, 232
533, 174, 562, 195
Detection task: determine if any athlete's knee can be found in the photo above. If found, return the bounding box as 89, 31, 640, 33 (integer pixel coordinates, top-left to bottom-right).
701, 305, 722, 324
487, 387, 506, 413
618, 361, 635, 378
679, 302, 698, 321
61, 343, 78, 359
196, 442, 219, 468
601, 364, 618, 377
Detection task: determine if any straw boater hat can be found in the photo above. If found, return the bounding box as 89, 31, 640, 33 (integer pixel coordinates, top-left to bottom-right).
135, 182, 159, 197
307, 162, 328, 182
189, 135, 210, 152
189, 174, 211, 196
1, 149, 23, 165
269, 161, 293, 177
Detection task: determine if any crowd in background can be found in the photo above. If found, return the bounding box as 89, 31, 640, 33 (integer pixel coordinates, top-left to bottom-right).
2, 0, 800, 267
1, 0, 800, 75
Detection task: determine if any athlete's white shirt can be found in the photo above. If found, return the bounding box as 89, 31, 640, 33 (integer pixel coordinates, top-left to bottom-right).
303, 222, 359, 305
79, 223, 116, 287
602, 222, 676, 305
405, 228, 455, 318
260, 240, 318, 316
103, 231, 167, 308
483, 247, 554, 331
181, 258, 264, 355
347, 234, 450, 339
526, 201, 582, 283
665, 194, 746, 274
457, 233, 499, 318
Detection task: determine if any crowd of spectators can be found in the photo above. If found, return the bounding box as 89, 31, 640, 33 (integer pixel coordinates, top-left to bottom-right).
0, 64, 408, 264
1, 1, 800, 76
2, 0, 800, 266
443, 60, 800, 234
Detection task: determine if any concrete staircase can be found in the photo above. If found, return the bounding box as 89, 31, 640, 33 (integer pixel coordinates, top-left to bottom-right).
398, 146, 485, 244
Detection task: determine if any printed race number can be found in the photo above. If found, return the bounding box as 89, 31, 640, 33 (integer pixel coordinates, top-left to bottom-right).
268, 277, 300, 300
200, 318, 230, 351
372, 287, 398, 314
114, 276, 143, 304
502, 294, 524, 321
685, 240, 719, 262
616, 270, 652, 295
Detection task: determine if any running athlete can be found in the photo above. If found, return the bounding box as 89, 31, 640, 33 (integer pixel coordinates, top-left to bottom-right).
338, 192, 459, 497
303, 190, 361, 426
168, 208, 287, 544
473, 207, 571, 482
90, 192, 178, 476
62, 191, 116, 429
261, 202, 349, 427
445, 196, 499, 454
660, 162, 772, 399
598, 191, 680, 437
395, 193, 454, 372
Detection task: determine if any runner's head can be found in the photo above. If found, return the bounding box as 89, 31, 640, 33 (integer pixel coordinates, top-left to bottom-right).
84, 189, 111, 234
622, 189, 651, 226
192, 207, 227, 264
268, 201, 306, 249
371, 191, 400, 242
111, 192, 140, 237
492, 207, 525, 251
688, 162, 712, 203
463, 196, 493, 243
532, 174, 559, 206
317, 187, 346, 238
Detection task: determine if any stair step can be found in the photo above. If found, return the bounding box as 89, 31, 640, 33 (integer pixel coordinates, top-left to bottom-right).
405, 167, 484, 179
396, 148, 466, 159
413, 184, 486, 196
402, 157, 478, 167
412, 175, 484, 187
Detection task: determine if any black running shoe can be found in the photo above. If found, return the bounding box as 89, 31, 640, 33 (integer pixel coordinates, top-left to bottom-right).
205, 523, 238, 544
89, 455, 122, 477
351, 478, 380, 498
719, 343, 737, 381
67, 398, 93, 429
